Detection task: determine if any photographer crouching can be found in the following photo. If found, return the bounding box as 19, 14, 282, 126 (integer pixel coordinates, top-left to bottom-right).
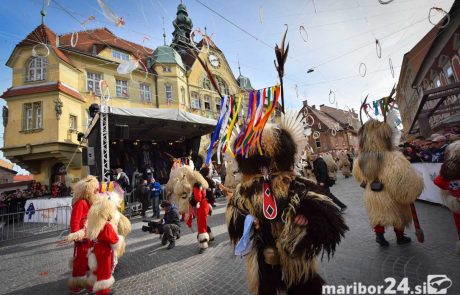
142, 200, 180, 250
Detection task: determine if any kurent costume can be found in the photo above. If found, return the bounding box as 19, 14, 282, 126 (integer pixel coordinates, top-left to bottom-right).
226, 112, 348, 295
87, 199, 124, 295
433, 141, 460, 253
338, 153, 352, 178
68, 176, 99, 293
353, 106, 424, 246
323, 153, 338, 182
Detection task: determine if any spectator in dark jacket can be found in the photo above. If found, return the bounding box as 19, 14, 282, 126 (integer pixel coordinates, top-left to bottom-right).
135, 180, 150, 218
431, 135, 448, 163
148, 177, 162, 218
312, 154, 347, 211
403, 144, 422, 163
160, 200, 180, 249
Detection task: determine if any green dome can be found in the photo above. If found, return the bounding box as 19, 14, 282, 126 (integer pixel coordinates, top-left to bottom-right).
237, 75, 253, 91
152, 46, 185, 70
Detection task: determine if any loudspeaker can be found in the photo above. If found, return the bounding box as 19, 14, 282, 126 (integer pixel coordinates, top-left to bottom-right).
116, 125, 129, 139
82, 147, 95, 166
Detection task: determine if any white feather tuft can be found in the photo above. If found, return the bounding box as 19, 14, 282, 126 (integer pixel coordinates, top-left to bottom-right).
386, 109, 401, 148
280, 110, 308, 163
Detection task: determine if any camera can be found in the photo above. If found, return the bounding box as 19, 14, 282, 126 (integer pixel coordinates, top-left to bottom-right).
141, 220, 164, 235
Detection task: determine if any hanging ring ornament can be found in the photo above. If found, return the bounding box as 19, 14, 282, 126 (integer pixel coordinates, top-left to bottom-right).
31, 43, 50, 57
259, 5, 264, 24
331, 129, 337, 137
359, 63, 367, 77
428, 7, 450, 29
299, 25, 308, 43
306, 114, 314, 127
378, 0, 395, 4
375, 39, 382, 59
317, 123, 322, 130
389, 57, 395, 78
313, 131, 320, 140
190, 29, 209, 51
328, 90, 336, 104
71, 32, 79, 48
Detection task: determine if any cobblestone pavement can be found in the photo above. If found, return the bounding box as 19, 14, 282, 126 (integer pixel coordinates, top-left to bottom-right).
1, 175, 459, 295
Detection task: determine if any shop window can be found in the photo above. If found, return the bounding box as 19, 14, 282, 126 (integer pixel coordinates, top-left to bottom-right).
116, 79, 129, 97
22, 102, 42, 131
69, 115, 77, 131
112, 49, 129, 61
140, 83, 151, 103
165, 85, 173, 104
87, 72, 102, 95
26, 56, 47, 82
204, 95, 211, 111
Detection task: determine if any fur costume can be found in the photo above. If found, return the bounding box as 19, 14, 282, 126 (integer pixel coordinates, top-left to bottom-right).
86, 199, 124, 295
353, 119, 423, 240
433, 141, 460, 253
323, 153, 338, 181
68, 175, 98, 291
170, 166, 208, 216
226, 111, 348, 295
338, 153, 352, 178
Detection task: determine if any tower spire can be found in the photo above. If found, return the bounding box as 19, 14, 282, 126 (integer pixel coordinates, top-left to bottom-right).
238, 59, 242, 76
162, 17, 166, 46
41, 0, 46, 24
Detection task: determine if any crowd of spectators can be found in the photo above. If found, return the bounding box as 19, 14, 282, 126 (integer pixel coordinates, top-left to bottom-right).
401, 130, 460, 163
0, 181, 50, 214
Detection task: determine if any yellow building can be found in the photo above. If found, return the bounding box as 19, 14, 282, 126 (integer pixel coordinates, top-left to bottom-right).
1, 3, 253, 186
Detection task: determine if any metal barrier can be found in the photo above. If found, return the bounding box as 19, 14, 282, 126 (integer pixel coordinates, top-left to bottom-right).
0, 205, 71, 242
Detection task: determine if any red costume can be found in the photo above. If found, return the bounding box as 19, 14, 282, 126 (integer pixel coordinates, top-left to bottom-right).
434, 175, 460, 239
88, 222, 122, 295
69, 199, 91, 291
193, 183, 212, 252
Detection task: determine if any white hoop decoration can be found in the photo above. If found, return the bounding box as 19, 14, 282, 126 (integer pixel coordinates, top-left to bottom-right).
313, 131, 320, 139
331, 129, 337, 137
375, 39, 381, 59
190, 29, 209, 51
389, 58, 395, 78
117, 59, 139, 75
71, 32, 79, 48
31, 43, 50, 57
306, 114, 314, 127
99, 80, 111, 101
428, 7, 450, 29
137, 59, 149, 83
299, 26, 308, 43
259, 5, 264, 24
359, 63, 367, 77
317, 123, 322, 130
328, 90, 336, 104
378, 0, 394, 4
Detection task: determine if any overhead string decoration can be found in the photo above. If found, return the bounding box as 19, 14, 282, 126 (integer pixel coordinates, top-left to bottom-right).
378, 0, 395, 4
359, 62, 367, 78
299, 25, 308, 42
97, 0, 125, 27
428, 7, 450, 29
329, 90, 336, 104
375, 39, 382, 59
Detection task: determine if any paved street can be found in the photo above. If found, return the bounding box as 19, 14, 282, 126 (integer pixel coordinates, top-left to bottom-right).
1, 175, 459, 295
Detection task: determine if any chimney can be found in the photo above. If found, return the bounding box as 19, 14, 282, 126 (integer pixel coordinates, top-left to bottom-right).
92, 45, 97, 56
302, 100, 308, 107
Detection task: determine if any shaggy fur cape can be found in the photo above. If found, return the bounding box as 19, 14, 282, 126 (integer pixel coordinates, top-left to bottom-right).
353, 120, 423, 229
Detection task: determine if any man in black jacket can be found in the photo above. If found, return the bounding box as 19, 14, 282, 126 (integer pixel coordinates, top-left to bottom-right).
312, 154, 347, 212
135, 180, 150, 218
160, 200, 181, 249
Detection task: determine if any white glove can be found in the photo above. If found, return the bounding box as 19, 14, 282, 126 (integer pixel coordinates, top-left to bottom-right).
196, 202, 200, 209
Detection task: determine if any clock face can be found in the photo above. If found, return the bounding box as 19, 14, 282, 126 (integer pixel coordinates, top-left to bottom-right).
208, 54, 220, 68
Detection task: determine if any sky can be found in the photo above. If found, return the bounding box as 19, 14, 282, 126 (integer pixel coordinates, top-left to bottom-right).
0, 0, 456, 173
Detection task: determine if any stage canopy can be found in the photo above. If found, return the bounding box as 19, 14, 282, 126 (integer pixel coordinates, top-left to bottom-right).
87, 107, 217, 141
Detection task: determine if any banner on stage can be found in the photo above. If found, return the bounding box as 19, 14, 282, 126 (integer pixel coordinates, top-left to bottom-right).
24, 197, 72, 225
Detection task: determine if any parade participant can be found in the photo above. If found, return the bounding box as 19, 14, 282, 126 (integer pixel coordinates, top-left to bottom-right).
159, 200, 181, 250
87, 198, 124, 295
199, 166, 216, 208
353, 97, 424, 247
433, 141, 460, 253
323, 153, 338, 183
193, 180, 213, 253
338, 152, 352, 178
226, 111, 348, 295
68, 175, 99, 294
312, 153, 347, 211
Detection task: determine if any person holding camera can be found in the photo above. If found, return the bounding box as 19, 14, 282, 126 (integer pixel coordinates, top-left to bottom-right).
160, 200, 180, 250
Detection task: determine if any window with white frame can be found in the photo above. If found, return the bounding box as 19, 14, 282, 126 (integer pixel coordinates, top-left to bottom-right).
204, 95, 211, 111
26, 57, 47, 82
112, 49, 129, 61
202, 77, 212, 90
163, 67, 172, 72
22, 102, 42, 130
69, 115, 77, 131
191, 92, 200, 109
116, 79, 129, 97
87, 72, 102, 95
180, 87, 186, 104
444, 62, 456, 84
140, 83, 151, 103
165, 84, 173, 104
215, 98, 221, 112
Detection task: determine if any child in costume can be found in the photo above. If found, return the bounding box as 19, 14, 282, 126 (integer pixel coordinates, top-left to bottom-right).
226, 111, 348, 295
86, 198, 124, 295
433, 141, 460, 253
68, 175, 99, 294
353, 104, 424, 246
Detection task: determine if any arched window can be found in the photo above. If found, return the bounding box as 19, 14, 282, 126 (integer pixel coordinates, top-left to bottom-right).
165, 84, 173, 105
26, 56, 48, 82
180, 87, 186, 104
202, 77, 212, 90
215, 76, 229, 95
